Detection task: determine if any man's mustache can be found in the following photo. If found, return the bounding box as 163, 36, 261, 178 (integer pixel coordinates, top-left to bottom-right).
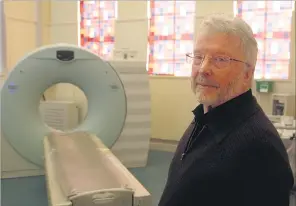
193, 77, 220, 88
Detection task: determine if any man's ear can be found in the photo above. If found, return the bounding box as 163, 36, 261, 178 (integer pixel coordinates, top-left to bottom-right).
242, 66, 254, 88
244, 66, 254, 81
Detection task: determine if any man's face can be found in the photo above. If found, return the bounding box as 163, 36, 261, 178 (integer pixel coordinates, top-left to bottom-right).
191, 32, 253, 107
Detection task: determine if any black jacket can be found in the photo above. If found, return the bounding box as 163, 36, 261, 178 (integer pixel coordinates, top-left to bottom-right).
158, 90, 294, 206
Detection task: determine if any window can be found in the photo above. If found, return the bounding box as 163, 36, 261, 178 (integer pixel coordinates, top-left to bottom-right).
235, 1, 295, 80
79, 1, 117, 60
148, 1, 196, 76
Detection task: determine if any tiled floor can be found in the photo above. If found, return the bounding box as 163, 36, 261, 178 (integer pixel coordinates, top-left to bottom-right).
1, 150, 174, 206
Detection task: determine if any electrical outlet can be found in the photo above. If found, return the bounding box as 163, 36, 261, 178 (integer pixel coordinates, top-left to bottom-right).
123, 52, 128, 60
129, 51, 138, 59
113, 50, 123, 60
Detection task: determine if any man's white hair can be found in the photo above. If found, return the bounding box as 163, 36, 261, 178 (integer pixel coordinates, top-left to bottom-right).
198, 13, 258, 68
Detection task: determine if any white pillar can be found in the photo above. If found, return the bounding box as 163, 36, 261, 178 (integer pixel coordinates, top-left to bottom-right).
0, 1, 7, 73
35, 0, 42, 47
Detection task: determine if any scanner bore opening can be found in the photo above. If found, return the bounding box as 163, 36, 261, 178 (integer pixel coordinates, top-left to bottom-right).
39, 83, 88, 131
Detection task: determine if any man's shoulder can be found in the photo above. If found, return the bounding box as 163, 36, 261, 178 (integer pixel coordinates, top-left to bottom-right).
226, 109, 285, 154
236, 110, 290, 162
237, 107, 280, 141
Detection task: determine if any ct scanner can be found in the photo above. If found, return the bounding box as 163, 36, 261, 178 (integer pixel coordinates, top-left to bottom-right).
1, 44, 152, 206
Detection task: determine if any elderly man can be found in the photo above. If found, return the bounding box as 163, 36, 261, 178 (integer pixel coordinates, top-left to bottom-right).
158, 14, 294, 206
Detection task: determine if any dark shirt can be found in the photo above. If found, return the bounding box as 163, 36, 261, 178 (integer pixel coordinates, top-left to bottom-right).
158, 89, 294, 206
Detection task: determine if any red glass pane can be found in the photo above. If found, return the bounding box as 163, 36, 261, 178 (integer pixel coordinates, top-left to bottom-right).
264, 60, 289, 80
152, 41, 174, 61
254, 60, 264, 79
175, 16, 195, 37
174, 40, 193, 60
152, 2, 174, 16
241, 11, 265, 38
241, 1, 266, 12
266, 1, 294, 12
152, 61, 175, 75
265, 39, 291, 60
153, 16, 174, 37
256, 39, 265, 60
265, 12, 293, 40
175, 1, 195, 16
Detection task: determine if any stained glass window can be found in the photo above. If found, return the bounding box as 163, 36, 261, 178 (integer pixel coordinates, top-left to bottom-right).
80, 1, 117, 60
148, 1, 196, 76
236, 1, 295, 80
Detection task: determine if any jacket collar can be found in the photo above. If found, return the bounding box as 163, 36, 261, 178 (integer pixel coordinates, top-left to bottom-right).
192, 89, 260, 144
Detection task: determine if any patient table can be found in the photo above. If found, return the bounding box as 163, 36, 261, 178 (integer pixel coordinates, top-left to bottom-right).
44, 132, 150, 206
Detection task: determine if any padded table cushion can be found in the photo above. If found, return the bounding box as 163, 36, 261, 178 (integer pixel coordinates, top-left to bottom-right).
47, 132, 125, 198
